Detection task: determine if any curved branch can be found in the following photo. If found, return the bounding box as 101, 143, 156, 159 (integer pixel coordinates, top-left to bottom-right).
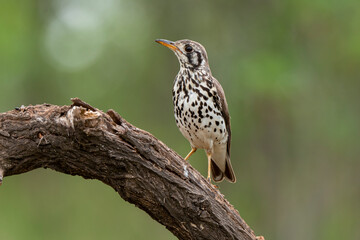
0, 98, 262, 240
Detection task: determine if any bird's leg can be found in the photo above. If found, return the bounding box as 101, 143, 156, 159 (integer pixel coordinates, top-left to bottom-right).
205, 153, 219, 188
206, 152, 212, 182
184, 147, 197, 161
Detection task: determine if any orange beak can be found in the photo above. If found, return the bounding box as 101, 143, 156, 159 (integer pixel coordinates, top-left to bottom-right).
155, 39, 180, 52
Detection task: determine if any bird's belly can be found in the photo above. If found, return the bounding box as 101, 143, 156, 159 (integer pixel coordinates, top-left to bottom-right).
174, 92, 227, 150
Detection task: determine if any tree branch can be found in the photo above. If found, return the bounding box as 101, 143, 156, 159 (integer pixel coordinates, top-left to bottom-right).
0, 98, 263, 240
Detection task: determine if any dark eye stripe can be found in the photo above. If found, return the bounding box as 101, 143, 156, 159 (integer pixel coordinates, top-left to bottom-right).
186, 51, 202, 69
196, 51, 202, 67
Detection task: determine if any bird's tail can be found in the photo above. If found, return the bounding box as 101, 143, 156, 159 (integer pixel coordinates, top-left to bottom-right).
211, 154, 236, 183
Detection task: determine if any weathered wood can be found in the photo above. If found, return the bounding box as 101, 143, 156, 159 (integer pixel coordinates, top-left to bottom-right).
0, 99, 262, 240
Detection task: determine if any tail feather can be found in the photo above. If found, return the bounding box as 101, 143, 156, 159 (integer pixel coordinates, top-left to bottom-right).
211, 156, 236, 183
224, 156, 236, 183
211, 160, 224, 182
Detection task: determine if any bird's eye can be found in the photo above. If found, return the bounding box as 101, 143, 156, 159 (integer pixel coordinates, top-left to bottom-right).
185, 45, 193, 52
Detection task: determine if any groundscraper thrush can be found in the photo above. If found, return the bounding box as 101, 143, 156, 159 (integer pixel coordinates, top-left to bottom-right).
156, 39, 236, 183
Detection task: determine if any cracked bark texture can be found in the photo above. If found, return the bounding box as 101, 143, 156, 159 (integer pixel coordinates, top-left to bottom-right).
0, 99, 260, 240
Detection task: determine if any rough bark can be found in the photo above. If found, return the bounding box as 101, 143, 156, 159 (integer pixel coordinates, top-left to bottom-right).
0, 98, 262, 240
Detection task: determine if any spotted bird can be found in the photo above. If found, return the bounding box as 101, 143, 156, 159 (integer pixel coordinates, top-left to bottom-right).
156, 39, 236, 183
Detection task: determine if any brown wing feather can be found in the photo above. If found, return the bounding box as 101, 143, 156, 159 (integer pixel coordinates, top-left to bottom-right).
212, 77, 236, 182
212, 77, 231, 156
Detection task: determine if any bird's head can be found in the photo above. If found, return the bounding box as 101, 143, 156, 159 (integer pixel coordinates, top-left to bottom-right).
156, 39, 210, 71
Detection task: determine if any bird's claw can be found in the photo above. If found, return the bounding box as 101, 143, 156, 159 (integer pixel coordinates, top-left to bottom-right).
206, 177, 219, 188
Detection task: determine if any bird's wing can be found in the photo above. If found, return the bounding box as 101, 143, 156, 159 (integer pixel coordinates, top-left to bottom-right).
212, 77, 231, 157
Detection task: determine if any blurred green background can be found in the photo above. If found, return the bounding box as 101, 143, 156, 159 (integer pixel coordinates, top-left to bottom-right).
1, 0, 359, 239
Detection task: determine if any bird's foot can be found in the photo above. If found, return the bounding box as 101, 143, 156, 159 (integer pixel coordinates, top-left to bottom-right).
256, 236, 265, 240
207, 177, 219, 188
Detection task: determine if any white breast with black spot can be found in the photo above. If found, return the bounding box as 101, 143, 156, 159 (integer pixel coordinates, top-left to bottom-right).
172, 70, 228, 151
